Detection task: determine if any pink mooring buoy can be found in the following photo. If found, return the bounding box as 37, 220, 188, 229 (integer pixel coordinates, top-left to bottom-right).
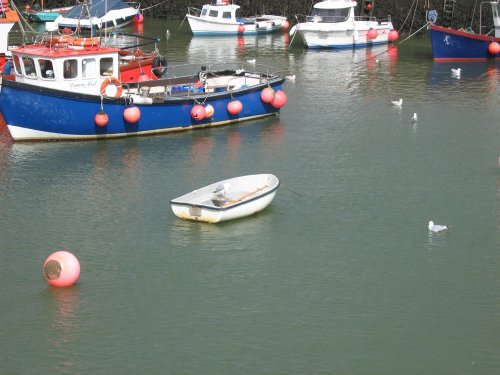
489, 42, 500, 55
191, 104, 206, 121
227, 100, 243, 115
271, 90, 288, 109
204, 104, 215, 118
95, 110, 109, 127
124, 104, 141, 123
388, 30, 399, 42
367, 29, 378, 40
43, 251, 80, 287
260, 87, 275, 103
238, 24, 245, 33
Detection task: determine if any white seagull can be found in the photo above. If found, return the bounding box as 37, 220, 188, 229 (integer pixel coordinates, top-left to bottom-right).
428, 220, 448, 233
246, 58, 256, 64
286, 74, 296, 81
411, 113, 418, 122
451, 67, 461, 77
213, 182, 231, 198
391, 98, 403, 106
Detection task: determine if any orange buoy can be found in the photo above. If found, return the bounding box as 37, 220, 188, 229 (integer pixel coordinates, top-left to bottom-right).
283, 20, 290, 30
388, 30, 399, 41
260, 87, 275, 103
95, 110, 109, 127
43, 251, 80, 287
238, 24, 245, 33
134, 12, 144, 24
25, 5, 30, 10
191, 104, 206, 121
366, 3, 372, 11
124, 104, 141, 123
204, 104, 215, 118
227, 100, 243, 115
271, 90, 287, 109
367, 29, 378, 40
488, 41, 500, 55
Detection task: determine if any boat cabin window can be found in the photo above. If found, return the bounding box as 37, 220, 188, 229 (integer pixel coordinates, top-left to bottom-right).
13, 55, 22, 75
82, 58, 96, 79
63, 59, 78, 79
201, 8, 208, 16
22, 56, 37, 78
99, 57, 114, 77
38, 59, 55, 80
222, 11, 232, 19
209, 10, 218, 18
310, 8, 350, 23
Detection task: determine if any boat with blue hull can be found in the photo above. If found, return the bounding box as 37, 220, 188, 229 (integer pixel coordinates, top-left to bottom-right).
428, 1, 500, 61
0, 34, 287, 141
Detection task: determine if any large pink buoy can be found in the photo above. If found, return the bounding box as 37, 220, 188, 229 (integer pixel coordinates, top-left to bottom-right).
283, 20, 290, 30
124, 104, 141, 123
489, 41, 500, 55
227, 100, 243, 115
43, 251, 80, 287
134, 12, 144, 24
388, 30, 399, 41
191, 104, 206, 121
204, 104, 215, 118
95, 110, 109, 127
260, 87, 275, 103
367, 29, 378, 40
238, 24, 245, 33
271, 90, 287, 108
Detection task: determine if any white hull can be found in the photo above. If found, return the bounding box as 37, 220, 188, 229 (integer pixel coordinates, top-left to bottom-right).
170, 174, 279, 223
187, 15, 286, 35
54, 7, 137, 30
0, 22, 16, 54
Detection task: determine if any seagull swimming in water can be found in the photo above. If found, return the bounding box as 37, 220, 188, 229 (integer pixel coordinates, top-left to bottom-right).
411, 113, 418, 122
286, 74, 296, 81
391, 98, 403, 106
428, 220, 448, 233
451, 68, 461, 77
246, 58, 256, 64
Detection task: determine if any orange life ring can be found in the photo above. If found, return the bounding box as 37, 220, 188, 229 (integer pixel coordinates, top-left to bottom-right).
53, 35, 73, 44
100, 77, 123, 98
72, 37, 100, 47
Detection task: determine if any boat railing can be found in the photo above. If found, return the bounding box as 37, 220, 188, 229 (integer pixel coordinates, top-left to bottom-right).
187, 7, 202, 17
304, 15, 349, 23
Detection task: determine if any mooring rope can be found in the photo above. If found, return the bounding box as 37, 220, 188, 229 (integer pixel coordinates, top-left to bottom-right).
140, 0, 169, 12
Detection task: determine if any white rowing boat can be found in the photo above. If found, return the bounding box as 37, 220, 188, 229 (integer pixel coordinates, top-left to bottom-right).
170, 174, 280, 223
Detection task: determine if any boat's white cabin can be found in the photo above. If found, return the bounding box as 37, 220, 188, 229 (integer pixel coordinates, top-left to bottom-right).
200, 1, 241, 23
9, 41, 121, 96
491, 1, 500, 37
308, 0, 357, 23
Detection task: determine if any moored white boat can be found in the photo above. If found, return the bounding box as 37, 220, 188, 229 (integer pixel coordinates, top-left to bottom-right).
170, 174, 280, 223
290, 0, 398, 49
186, 0, 288, 36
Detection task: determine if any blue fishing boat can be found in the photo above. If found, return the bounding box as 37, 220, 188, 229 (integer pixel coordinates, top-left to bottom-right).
0, 34, 287, 141
428, 1, 500, 61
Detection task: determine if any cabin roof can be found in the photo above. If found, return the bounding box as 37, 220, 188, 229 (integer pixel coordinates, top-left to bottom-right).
314, 0, 357, 10
10, 43, 120, 58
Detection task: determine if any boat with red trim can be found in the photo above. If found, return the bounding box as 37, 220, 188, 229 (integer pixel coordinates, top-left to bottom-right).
0, 33, 287, 141
428, 1, 500, 61
0, 0, 19, 73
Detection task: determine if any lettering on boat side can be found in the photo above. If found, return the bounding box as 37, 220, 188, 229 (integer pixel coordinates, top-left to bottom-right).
68, 80, 98, 89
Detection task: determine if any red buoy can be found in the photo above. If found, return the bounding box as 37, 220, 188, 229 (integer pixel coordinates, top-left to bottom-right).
271, 90, 287, 109
367, 29, 378, 40
238, 24, 245, 33
95, 110, 109, 127
388, 30, 399, 41
191, 104, 206, 121
366, 3, 372, 11
124, 104, 141, 123
134, 12, 144, 24
204, 104, 215, 118
43, 251, 80, 287
283, 20, 290, 30
260, 87, 275, 103
489, 41, 500, 55
25, 5, 30, 10
227, 100, 243, 115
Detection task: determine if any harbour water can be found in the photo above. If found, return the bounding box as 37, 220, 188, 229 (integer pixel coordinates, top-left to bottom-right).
1, 20, 500, 374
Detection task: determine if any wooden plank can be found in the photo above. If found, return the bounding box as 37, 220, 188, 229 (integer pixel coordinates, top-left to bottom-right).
222, 185, 269, 207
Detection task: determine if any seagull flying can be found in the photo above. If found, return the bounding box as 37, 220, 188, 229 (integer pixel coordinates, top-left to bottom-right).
428, 220, 448, 233
391, 98, 403, 106
411, 113, 418, 122
451, 68, 461, 77
246, 58, 256, 64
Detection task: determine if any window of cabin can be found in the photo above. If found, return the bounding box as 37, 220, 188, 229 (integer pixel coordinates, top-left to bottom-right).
201, 8, 207, 16
222, 11, 231, 19
13, 55, 22, 75
99, 57, 114, 77
82, 58, 96, 79
209, 10, 218, 17
63, 59, 78, 79
38, 59, 55, 80
22, 56, 37, 78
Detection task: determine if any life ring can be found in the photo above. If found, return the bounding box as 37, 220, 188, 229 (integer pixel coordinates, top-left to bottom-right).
53, 35, 73, 44
100, 77, 123, 98
72, 37, 100, 47
151, 55, 167, 78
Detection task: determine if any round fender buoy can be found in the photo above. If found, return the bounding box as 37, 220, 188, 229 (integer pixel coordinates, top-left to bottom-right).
271, 90, 287, 108
227, 100, 243, 115
367, 29, 378, 40
124, 104, 141, 123
191, 104, 206, 121
151, 55, 168, 78
25, 5, 30, 10
238, 24, 245, 33
43, 251, 80, 287
388, 30, 399, 41
204, 104, 215, 118
260, 87, 275, 103
95, 110, 109, 127
489, 41, 500, 55
283, 20, 290, 30
366, 3, 372, 11
134, 12, 144, 24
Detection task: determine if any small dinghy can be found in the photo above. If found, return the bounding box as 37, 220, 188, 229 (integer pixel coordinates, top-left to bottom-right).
170, 174, 280, 223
